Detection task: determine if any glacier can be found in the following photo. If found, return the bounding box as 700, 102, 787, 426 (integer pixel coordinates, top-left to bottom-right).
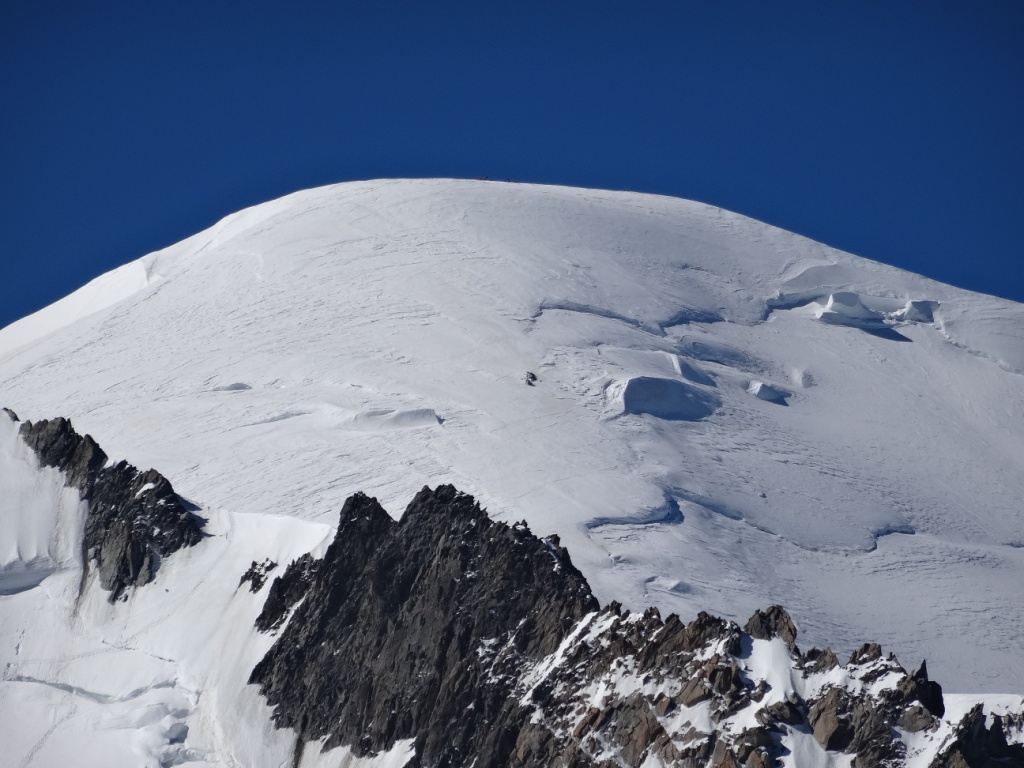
0, 179, 1022, 765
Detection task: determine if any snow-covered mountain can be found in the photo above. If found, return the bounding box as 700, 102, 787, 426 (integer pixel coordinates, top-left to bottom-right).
1, 179, 1022, 766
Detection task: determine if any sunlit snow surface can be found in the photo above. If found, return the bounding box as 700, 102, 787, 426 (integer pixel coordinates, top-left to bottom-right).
0, 180, 1021, 760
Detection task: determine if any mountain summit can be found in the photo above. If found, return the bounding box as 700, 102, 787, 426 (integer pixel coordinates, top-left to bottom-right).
0, 179, 1021, 765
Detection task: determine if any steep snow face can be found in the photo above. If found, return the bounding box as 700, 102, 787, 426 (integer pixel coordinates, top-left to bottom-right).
0, 413, 86, 595
0, 179, 1022, 692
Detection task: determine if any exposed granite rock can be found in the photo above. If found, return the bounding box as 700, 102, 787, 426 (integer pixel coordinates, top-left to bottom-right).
20, 415, 107, 490
809, 688, 856, 751
254, 553, 321, 633
239, 558, 277, 593
250, 485, 599, 767
678, 675, 713, 707
603, 693, 669, 766
734, 727, 772, 761
850, 642, 884, 665
801, 646, 840, 673
247, 483, 1022, 768
744, 605, 798, 651
758, 699, 803, 728
803, 651, 968, 768
250, 486, 773, 768
713, 746, 740, 768
930, 705, 1024, 768
17, 415, 204, 601
848, 697, 903, 768
899, 660, 945, 718
900, 705, 936, 733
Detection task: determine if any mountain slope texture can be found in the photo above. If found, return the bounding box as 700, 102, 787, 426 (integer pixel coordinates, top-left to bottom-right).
0, 179, 1021, 767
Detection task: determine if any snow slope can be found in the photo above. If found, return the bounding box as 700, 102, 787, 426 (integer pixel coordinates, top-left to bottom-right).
1, 178, 1022, 701
0, 411, 346, 766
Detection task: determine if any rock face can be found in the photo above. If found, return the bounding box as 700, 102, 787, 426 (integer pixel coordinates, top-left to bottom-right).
744, 605, 799, 650
250, 485, 1021, 768
239, 558, 277, 593
900, 660, 945, 718
808, 688, 855, 752
931, 704, 1024, 768
250, 486, 599, 766
6, 412, 1020, 766
803, 651, 957, 768
16, 415, 204, 601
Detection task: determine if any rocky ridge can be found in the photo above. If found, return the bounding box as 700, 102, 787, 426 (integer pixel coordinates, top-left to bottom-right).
6, 409, 204, 601
250, 485, 599, 766
249, 485, 1024, 768
2, 409, 1021, 766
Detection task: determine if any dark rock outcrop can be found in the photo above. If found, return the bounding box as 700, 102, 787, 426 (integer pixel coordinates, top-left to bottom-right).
250, 485, 599, 767
847, 697, 903, 768
253, 552, 321, 632
248, 484, 1023, 768
17, 415, 204, 601
7, 414, 1019, 767
744, 605, 799, 651
899, 660, 945, 718
251, 486, 769, 767
809, 688, 856, 751
850, 642, 884, 665
900, 704, 937, 733
758, 699, 803, 728
802, 652, 991, 768
239, 558, 277, 593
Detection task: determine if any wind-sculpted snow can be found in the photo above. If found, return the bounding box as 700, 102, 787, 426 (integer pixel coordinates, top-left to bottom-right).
0, 179, 1022, 695
747, 381, 791, 405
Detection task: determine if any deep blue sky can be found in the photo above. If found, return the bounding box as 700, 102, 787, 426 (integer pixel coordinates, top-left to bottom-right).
2, 1, 1022, 330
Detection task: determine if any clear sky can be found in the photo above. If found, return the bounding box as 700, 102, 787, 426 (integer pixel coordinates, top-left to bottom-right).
2, 1, 1022, 331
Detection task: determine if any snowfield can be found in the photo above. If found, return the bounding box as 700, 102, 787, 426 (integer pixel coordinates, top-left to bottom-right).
0, 178, 1022, 765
